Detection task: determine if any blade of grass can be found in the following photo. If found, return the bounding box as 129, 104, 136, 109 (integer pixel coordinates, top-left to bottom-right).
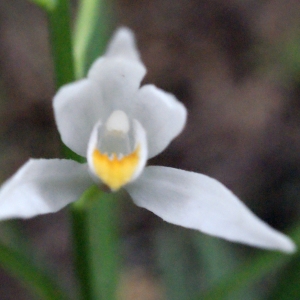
197, 225, 300, 300
0, 242, 69, 300
73, 0, 113, 78
28, 0, 57, 11
266, 250, 300, 300
193, 234, 238, 284
155, 227, 202, 300
48, 0, 75, 87
193, 234, 260, 300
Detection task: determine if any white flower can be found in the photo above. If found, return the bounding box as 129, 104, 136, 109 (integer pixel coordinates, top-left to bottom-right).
0, 27, 295, 253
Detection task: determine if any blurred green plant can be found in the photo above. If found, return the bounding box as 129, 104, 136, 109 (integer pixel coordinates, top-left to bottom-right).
280, 35, 300, 84
155, 224, 300, 300
29, 0, 57, 11
198, 224, 300, 300
0, 242, 69, 300
74, 0, 113, 78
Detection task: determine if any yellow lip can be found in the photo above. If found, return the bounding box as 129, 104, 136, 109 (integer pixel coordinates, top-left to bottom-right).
92, 145, 141, 191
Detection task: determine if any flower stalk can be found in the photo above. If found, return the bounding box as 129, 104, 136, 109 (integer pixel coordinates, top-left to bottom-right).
47, 0, 75, 88
47, 1, 119, 299
71, 187, 120, 300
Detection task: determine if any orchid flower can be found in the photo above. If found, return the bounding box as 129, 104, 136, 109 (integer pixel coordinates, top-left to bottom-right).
0, 27, 295, 253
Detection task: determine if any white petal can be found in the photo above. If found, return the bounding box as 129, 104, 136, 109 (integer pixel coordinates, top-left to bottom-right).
129, 119, 148, 182
53, 79, 106, 156
87, 58, 146, 113
126, 166, 296, 253
0, 159, 93, 220
87, 27, 146, 113
105, 27, 142, 62
134, 85, 187, 158
54, 27, 146, 156
87, 120, 102, 179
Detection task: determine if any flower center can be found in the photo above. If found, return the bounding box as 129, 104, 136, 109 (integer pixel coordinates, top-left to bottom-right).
91, 110, 142, 191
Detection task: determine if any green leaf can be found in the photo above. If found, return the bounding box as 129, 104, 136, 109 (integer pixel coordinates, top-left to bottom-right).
193, 234, 238, 285
73, 0, 113, 78
48, 0, 75, 89
197, 225, 300, 300
155, 227, 202, 300
28, 0, 57, 12
266, 252, 300, 300
193, 234, 261, 300
0, 242, 69, 300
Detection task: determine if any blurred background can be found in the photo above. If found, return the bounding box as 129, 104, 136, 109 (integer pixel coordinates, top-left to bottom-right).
1, 0, 300, 299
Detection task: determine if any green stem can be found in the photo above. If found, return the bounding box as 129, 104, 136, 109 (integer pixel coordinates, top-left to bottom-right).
71, 187, 119, 300
47, 0, 85, 162
70, 202, 93, 300
0, 242, 69, 300
47, 1, 119, 299
48, 0, 75, 88
89, 188, 119, 300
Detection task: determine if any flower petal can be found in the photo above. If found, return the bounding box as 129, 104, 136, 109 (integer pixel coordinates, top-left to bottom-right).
54, 27, 146, 156
88, 58, 146, 114
126, 166, 296, 252
87, 27, 146, 114
0, 159, 93, 220
105, 27, 142, 62
53, 79, 106, 156
134, 85, 187, 158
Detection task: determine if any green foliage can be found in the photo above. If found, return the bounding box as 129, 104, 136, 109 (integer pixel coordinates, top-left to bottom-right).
0, 240, 69, 300
48, 0, 75, 88
155, 224, 300, 300
266, 252, 300, 300
73, 0, 113, 78
156, 227, 202, 300
28, 0, 57, 11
